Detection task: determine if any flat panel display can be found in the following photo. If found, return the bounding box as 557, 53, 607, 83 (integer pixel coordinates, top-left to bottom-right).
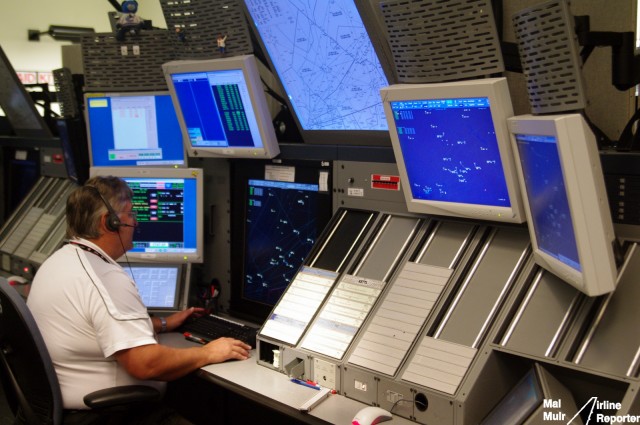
90, 167, 204, 263
516, 134, 580, 270
124, 263, 181, 310
382, 77, 525, 223
229, 159, 333, 322
480, 368, 543, 425
85, 92, 185, 167
0, 46, 52, 138
242, 0, 392, 145
243, 179, 320, 306
481, 364, 582, 424
162, 55, 280, 159
509, 114, 618, 295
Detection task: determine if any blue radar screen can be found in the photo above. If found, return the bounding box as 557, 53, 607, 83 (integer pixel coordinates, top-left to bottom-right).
515, 134, 581, 272
243, 179, 320, 306
391, 97, 511, 207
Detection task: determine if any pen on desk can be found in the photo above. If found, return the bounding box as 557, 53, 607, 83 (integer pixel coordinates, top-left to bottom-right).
291, 378, 321, 390
183, 332, 206, 345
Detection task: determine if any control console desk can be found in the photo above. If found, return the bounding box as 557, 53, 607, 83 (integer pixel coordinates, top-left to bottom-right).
162, 332, 413, 424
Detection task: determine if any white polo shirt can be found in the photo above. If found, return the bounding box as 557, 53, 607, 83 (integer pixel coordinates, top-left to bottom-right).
27, 239, 164, 410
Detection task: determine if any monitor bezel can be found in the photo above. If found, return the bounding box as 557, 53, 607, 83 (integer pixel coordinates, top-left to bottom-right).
161, 55, 281, 159
90, 166, 204, 264
381, 77, 525, 223
508, 113, 618, 296
84, 91, 187, 168
240, 0, 394, 147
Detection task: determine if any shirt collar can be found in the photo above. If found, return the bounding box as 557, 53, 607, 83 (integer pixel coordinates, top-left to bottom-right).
68, 238, 117, 265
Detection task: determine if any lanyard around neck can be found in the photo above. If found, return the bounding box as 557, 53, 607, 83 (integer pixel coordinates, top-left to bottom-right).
69, 241, 112, 264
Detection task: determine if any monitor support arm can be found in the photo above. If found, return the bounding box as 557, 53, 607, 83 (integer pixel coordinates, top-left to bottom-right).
574, 16, 640, 151
501, 15, 640, 92
501, 12, 640, 150
576, 19, 640, 238
574, 16, 640, 91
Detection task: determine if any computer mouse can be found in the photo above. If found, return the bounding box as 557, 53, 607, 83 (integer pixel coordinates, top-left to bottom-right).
7, 276, 28, 285
352, 406, 393, 425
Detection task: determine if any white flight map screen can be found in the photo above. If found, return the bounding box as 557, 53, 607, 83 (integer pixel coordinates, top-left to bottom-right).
110, 96, 159, 152
125, 265, 180, 309
244, 0, 389, 131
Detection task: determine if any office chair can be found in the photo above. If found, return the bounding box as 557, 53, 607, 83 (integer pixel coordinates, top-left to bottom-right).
0, 278, 161, 425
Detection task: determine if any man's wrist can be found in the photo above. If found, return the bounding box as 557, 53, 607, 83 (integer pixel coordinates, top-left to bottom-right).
160, 316, 167, 333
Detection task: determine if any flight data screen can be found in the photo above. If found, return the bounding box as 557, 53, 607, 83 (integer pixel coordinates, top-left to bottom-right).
170, 68, 263, 148
390, 97, 511, 207
86, 94, 184, 167
124, 177, 198, 255
243, 179, 320, 306
514, 134, 581, 271
244, 0, 389, 131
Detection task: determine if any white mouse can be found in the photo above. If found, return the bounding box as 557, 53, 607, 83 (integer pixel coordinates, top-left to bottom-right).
352, 406, 393, 425
7, 276, 28, 285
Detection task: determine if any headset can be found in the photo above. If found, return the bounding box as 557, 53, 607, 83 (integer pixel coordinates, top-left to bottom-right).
85, 185, 134, 232
82, 185, 138, 290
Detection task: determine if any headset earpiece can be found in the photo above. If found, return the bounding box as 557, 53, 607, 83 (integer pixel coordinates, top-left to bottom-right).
86, 185, 121, 232
105, 211, 122, 232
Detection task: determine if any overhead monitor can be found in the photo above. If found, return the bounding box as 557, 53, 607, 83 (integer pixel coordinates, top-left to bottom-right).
85, 92, 185, 167
242, 0, 392, 146
0, 45, 52, 138
123, 263, 183, 311
508, 114, 618, 296
229, 159, 333, 323
382, 77, 525, 223
90, 167, 204, 263
162, 55, 280, 159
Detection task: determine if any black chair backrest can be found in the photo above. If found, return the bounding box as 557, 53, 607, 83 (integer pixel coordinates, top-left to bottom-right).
0, 278, 63, 425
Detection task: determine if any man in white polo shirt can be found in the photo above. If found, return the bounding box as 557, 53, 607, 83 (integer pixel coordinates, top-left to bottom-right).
27, 176, 251, 424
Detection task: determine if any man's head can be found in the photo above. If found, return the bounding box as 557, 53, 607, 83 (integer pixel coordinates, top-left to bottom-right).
67, 176, 134, 240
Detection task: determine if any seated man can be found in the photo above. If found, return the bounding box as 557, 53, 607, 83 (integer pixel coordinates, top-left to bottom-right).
27, 176, 251, 422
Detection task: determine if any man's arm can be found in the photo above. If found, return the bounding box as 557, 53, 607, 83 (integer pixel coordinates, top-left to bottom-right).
114, 337, 251, 381
150, 307, 205, 334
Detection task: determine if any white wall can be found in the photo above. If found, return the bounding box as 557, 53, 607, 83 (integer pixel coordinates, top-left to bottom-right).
0, 0, 167, 72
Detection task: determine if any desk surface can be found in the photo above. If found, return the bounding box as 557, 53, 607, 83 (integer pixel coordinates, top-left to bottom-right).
161, 332, 414, 425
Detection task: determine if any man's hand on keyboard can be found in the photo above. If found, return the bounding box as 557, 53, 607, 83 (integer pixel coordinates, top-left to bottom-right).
165, 307, 207, 332
203, 337, 252, 363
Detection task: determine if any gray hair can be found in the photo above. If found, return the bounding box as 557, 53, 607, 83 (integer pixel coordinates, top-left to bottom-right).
66, 176, 133, 239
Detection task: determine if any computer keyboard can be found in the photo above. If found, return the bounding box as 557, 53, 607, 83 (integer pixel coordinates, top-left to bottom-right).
179, 314, 258, 347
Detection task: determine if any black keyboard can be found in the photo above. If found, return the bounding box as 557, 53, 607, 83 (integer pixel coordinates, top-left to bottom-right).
179, 314, 258, 347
